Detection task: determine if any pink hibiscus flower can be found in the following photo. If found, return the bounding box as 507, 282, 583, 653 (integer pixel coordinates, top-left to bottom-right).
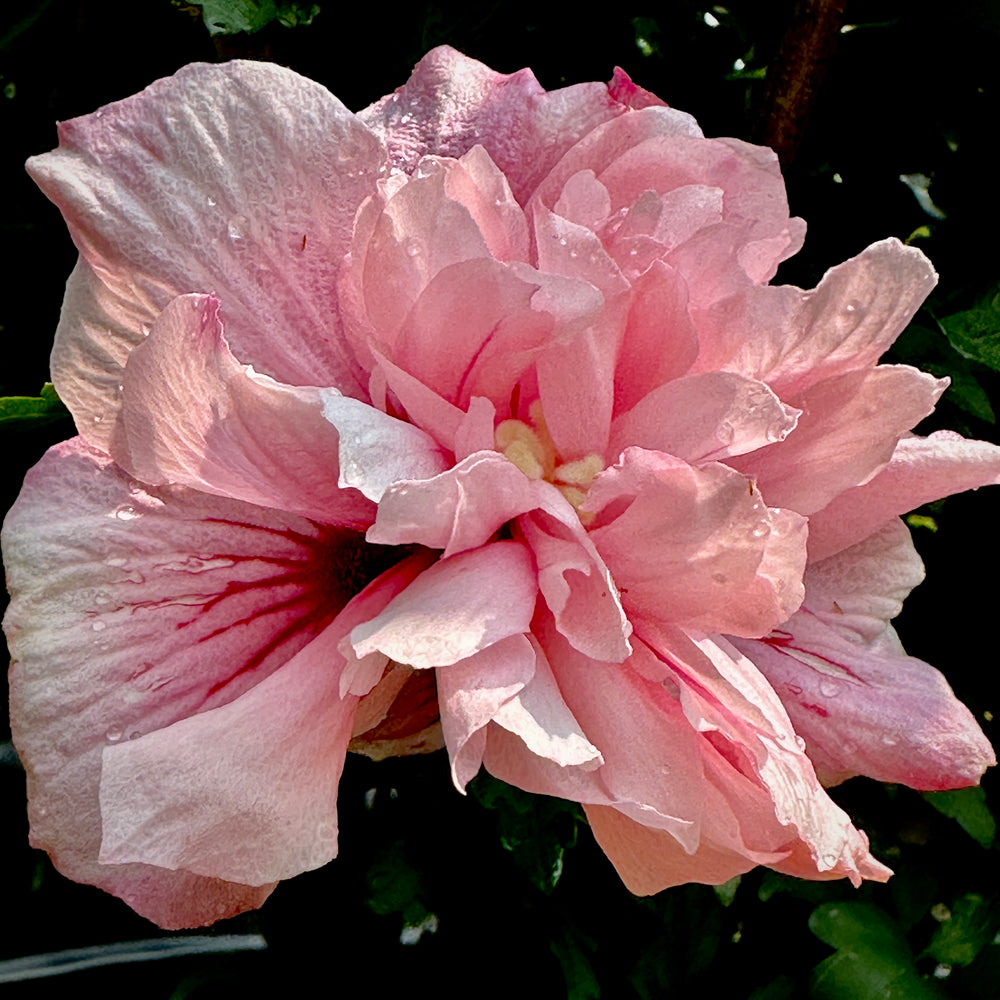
3, 48, 997, 929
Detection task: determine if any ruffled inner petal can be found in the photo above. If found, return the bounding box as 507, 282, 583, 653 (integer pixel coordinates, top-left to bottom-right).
349, 540, 538, 668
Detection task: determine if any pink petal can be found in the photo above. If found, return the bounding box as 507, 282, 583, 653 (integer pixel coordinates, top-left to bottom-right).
337, 552, 437, 697
445, 145, 531, 262
47, 260, 151, 452
369, 451, 543, 556
484, 723, 616, 807
368, 450, 632, 662
393, 258, 557, 409
30, 60, 382, 437
734, 521, 995, 789
637, 622, 889, 884
454, 396, 498, 460
606, 66, 669, 110
113, 292, 374, 528
99, 619, 358, 885
738, 617, 995, 790
587, 448, 807, 637
803, 517, 925, 643
692, 239, 938, 396
321, 392, 450, 502
491, 635, 603, 769
553, 169, 613, 230
807, 431, 1000, 561
436, 634, 537, 790
518, 503, 633, 663
585, 803, 762, 894
360, 46, 639, 203
732, 365, 946, 515
349, 541, 537, 667
606, 185, 724, 279
539, 617, 705, 847
612, 261, 698, 415
356, 163, 493, 343
368, 348, 465, 451
3, 439, 375, 924
608, 372, 800, 464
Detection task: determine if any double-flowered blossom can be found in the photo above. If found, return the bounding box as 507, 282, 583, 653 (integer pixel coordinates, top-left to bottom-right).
3, 48, 997, 928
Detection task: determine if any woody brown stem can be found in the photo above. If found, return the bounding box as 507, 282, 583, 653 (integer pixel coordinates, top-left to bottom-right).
754, 0, 848, 168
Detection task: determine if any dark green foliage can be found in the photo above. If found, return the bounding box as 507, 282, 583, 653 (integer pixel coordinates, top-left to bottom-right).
470, 772, 582, 893
923, 787, 996, 849
939, 282, 1000, 373
808, 902, 943, 999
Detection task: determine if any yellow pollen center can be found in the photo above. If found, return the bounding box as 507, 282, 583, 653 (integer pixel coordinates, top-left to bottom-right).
494, 401, 604, 523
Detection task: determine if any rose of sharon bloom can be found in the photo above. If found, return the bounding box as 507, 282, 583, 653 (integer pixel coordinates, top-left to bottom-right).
3, 49, 998, 929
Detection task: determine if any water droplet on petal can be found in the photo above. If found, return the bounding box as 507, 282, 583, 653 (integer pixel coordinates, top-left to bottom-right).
105, 727, 123, 743
113, 505, 139, 521
91, 620, 106, 632
227, 215, 250, 243
819, 680, 840, 698
404, 237, 422, 257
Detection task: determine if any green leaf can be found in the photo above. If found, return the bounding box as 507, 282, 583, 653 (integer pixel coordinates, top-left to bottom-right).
713, 875, 741, 907
470, 773, 581, 893
365, 840, 429, 928
188, 1, 319, 35
196, 0, 278, 34
889, 323, 995, 423
922, 786, 996, 848
809, 902, 911, 962
551, 930, 601, 1000
0, 383, 70, 429
939, 282, 1000, 373
927, 893, 1000, 967
808, 902, 941, 1000
748, 975, 797, 1000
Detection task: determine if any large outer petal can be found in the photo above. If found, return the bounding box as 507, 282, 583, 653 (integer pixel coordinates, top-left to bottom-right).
99, 619, 358, 885
691, 239, 937, 395
807, 431, 1000, 560
359, 46, 646, 203
635, 623, 890, 885
2, 440, 374, 925
113, 293, 374, 527
28, 60, 382, 446
731, 365, 946, 515
734, 521, 995, 788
